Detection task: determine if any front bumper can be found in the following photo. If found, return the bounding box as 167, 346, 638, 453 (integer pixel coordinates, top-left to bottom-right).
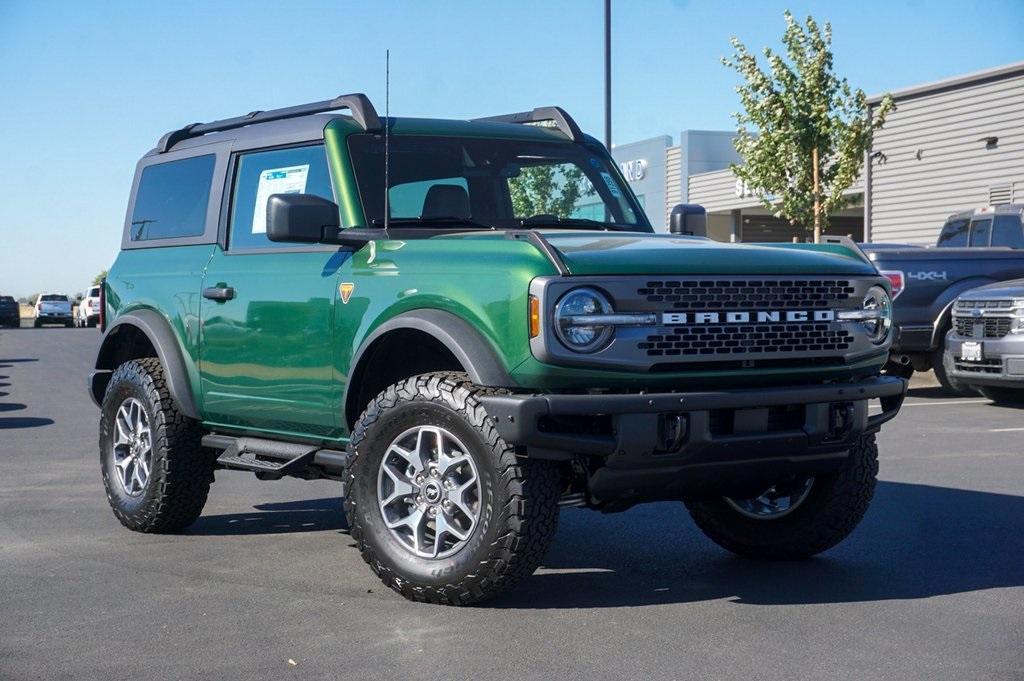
479, 376, 906, 504
945, 333, 1024, 388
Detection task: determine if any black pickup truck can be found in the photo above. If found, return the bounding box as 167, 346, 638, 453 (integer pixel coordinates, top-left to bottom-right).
0, 295, 20, 328
861, 204, 1024, 393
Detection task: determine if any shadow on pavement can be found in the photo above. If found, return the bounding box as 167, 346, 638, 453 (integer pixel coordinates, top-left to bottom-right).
187, 497, 348, 536
0, 358, 39, 363
0, 402, 27, 412
905, 386, 957, 399
0, 417, 55, 429
489, 481, 1024, 609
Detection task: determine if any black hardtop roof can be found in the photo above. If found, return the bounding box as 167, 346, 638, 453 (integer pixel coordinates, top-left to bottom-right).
151, 92, 585, 156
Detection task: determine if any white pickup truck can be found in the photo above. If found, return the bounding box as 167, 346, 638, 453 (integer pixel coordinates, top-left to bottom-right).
33, 293, 73, 328
75, 285, 102, 328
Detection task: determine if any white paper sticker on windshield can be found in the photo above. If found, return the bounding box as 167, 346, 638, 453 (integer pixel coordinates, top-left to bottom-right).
599, 171, 622, 198
252, 165, 309, 234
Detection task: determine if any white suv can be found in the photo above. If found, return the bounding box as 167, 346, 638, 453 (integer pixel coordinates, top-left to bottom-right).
76, 285, 102, 328
33, 294, 73, 328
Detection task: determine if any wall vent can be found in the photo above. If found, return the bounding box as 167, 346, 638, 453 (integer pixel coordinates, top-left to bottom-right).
989, 184, 1012, 206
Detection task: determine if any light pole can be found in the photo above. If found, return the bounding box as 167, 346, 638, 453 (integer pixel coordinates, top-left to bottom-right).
604, 0, 611, 151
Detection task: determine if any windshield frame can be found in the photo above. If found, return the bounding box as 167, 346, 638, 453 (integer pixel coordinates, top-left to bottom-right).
345, 132, 652, 234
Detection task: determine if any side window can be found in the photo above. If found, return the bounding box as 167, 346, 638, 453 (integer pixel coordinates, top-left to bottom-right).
991, 215, 1024, 248
389, 178, 468, 218
937, 218, 969, 246
130, 155, 215, 241
228, 145, 333, 250
969, 218, 992, 247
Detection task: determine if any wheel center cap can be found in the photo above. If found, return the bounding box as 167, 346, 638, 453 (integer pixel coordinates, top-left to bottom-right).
422, 482, 442, 503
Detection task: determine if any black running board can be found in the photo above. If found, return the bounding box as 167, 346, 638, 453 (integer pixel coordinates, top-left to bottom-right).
202, 434, 351, 482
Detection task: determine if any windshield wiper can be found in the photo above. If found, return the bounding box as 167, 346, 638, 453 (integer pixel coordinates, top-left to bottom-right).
519, 215, 632, 231
371, 217, 495, 230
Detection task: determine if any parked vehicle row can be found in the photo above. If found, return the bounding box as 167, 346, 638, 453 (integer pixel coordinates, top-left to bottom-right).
0, 288, 105, 330
860, 204, 1024, 393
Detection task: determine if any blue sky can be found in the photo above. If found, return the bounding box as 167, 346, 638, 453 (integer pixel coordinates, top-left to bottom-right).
0, 0, 1021, 298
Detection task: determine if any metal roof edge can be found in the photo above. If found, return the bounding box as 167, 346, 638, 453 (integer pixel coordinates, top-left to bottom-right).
867, 61, 1024, 105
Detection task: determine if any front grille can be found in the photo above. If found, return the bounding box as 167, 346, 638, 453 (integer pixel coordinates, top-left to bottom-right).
639, 323, 854, 357
954, 316, 1012, 339
954, 359, 1003, 374
955, 299, 1013, 311
637, 279, 855, 310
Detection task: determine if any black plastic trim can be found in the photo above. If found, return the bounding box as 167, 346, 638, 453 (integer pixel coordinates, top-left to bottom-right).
343, 309, 515, 424
158, 93, 381, 153
91, 309, 200, 418
473, 106, 584, 142
479, 375, 906, 459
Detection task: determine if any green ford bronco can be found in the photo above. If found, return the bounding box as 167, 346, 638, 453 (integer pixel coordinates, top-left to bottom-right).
90, 93, 905, 605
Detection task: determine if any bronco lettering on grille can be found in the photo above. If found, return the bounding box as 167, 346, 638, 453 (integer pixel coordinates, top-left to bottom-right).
661, 310, 837, 325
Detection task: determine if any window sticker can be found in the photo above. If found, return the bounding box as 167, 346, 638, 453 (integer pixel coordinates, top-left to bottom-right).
251, 164, 309, 233
599, 171, 622, 198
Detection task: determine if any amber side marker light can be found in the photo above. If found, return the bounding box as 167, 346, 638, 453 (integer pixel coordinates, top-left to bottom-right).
529, 295, 541, 338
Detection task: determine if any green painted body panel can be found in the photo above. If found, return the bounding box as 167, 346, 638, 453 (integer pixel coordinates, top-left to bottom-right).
442, 231, 876, 276
105, 244, 216, 412
198, 247, 341, 437
105, 115, 888, 445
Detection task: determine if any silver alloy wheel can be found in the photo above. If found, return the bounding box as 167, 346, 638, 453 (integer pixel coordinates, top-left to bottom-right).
724, 477, 815, 520
376, 425, 481, 559
111, 397, 153, 497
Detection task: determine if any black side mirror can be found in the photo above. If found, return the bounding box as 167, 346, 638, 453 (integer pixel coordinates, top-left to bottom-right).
267, 193, 340, 243
266, 194, 378, 248
669, 204, 707, 237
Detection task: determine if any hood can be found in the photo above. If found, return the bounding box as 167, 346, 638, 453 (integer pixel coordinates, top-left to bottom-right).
960, 278, 1024, 299
531, 231, 877, 276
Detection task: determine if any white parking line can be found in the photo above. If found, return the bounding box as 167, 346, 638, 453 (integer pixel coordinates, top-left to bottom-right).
869, 399, 991, 409
990, 427, 1024, 433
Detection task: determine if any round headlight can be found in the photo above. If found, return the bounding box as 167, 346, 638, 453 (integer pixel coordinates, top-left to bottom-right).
554, 287, 614, 353
863, 285, 892, 344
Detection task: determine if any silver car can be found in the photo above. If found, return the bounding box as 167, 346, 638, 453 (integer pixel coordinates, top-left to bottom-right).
944, 278, 1024, 403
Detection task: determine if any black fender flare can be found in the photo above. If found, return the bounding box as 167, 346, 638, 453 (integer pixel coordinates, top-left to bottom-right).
343, 309, 515, 421
89, 309, 200, 419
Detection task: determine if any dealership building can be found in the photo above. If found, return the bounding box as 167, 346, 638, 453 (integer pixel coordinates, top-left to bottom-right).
610, 61, 1024, 244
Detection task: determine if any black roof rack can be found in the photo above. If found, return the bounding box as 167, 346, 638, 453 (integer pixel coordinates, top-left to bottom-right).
156, 92, 381, 153
472, 106, 584, 143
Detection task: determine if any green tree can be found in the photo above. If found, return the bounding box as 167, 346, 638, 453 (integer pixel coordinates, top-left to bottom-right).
93, 269, 108, 285
509, 164, 594, 219
723, 11, 894, 242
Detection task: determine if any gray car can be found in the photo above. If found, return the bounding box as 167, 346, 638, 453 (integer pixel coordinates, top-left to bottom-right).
944, 278, 1024, 403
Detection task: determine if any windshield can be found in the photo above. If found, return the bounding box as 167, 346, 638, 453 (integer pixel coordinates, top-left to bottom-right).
348, 134, 650, 231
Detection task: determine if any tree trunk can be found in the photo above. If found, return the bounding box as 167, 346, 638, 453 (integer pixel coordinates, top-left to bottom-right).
812, 146, 821, 243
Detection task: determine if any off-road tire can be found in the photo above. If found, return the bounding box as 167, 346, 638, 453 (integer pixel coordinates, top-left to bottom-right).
685, 434, 879, 559
933, 337, 974, 396
100, 357, 215, 532
344, 372, 561, 606
978, 385, 1024, 404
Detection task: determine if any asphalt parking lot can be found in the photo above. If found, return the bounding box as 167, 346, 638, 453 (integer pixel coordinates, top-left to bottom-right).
1, 323, 1021, 681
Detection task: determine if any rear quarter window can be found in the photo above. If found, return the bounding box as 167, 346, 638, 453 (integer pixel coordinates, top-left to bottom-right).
130, 154, 216, 241
991, 215, 1024, 248
937, 218, 969, 247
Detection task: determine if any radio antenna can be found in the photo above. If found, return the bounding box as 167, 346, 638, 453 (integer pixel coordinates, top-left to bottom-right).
383, 49, 390, 234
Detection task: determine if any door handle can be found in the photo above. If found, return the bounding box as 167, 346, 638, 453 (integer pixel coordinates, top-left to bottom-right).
202, 286, 235, 301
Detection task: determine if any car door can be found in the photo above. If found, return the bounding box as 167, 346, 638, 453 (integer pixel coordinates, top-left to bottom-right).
199, 143, 345, 437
